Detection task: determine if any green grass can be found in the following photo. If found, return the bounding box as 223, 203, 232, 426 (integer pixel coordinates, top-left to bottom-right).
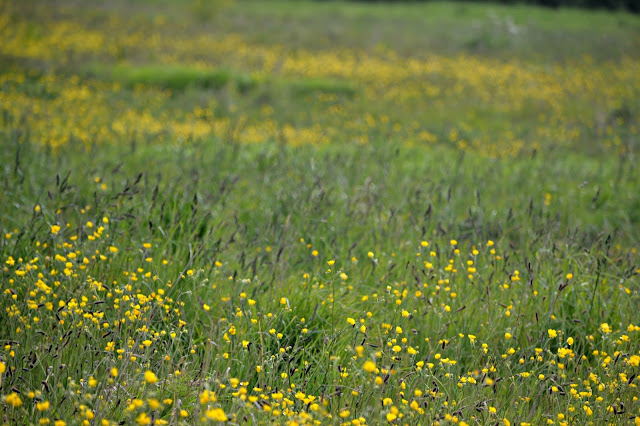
1, 136, 639, 424
83, 63, 358, 96
95, 64, 237, 90
1, 0, 640, 424
192, 0, 640, 60
13, 0, 640, 61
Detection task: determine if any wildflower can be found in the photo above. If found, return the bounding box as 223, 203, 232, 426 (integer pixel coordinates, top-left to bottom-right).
363, 361, 376, 373
200, 390, 215, 404
206, 408, 228, 421
5, 392, 22, 407
136, 413, 151, 425
144, 370, 158, 384
51, 225, 61, 234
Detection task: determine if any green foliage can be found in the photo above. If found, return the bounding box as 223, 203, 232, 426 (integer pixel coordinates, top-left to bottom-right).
87, 64, 235, 90
1, 0, 639, 424
190, 0, 235, 22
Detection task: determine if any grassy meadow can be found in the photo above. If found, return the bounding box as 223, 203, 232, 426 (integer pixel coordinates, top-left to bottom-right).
1, 0, 640, 424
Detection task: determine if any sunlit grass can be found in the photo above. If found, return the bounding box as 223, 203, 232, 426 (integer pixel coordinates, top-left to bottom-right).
0, 0, 639, 425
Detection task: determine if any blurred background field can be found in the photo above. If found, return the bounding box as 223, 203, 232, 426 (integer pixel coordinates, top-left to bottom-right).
2, 0, 639, 155
1, 0, 640, 425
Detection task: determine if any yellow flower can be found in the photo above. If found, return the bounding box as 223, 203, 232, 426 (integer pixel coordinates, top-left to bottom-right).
5, 392, 22, 407
363, 361, 376, 373
205, 408, 228, 421
51, 225, 61, 234
144, 370, 158, 384
136, 412, 151, 425
548, 329, 558, 338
